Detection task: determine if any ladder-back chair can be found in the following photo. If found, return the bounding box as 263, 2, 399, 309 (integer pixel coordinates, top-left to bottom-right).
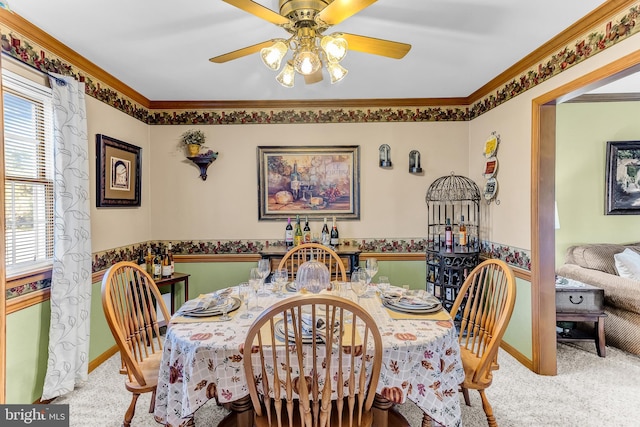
278, 243, 347, 282
101, 261, 171, 427
243, 295, 382, 427
448, 259, 516, 427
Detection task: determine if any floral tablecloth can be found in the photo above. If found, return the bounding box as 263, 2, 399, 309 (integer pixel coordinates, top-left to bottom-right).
153, 288, 465, 427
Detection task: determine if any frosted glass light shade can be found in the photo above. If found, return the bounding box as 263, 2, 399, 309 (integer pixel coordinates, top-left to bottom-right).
293, 49, 321, 75
321, 35, 348, 63
260, 40, 288, 70
276, 61, 295, 87
327, 62, 348, 84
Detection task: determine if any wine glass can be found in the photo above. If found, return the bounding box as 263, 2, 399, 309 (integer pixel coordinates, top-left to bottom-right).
365, 258, 378, 285
238, 282, 253, 319
256, 259, 271, 297
351, 270, 367, 304
249, 268, 264, 312
272, 268, 288, 298
218, 297, 232, 321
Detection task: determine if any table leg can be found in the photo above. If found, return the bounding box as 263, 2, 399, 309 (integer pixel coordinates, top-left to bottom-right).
596, 317, 606, 357
185, 277, 189, 302
218, 395, 253, 427
372, 394, 409, 427
170, 284, 176, 314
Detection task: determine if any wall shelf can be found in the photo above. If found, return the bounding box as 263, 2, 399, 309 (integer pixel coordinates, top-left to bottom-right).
187, 156, 216, 180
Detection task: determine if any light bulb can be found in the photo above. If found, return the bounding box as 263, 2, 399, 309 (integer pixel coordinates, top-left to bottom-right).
321, 35, 348, 63
293, 50, 321, 75
276, 61, 295, 87
260, 40, 288, 70
327, 62, 348, 84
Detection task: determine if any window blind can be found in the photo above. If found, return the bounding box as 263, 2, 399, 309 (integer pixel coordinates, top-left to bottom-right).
3, 69, 54, 277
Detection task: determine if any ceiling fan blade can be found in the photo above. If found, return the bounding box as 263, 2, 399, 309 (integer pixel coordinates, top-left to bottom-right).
223, 0, 290, 26
316, 0, 377, 26
209, 40, 279, 63
304, 68, 324, 85
340, 33, 411, 59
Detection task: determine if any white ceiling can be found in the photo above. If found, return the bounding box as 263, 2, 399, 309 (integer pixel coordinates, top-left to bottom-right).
9, 0, 607, 102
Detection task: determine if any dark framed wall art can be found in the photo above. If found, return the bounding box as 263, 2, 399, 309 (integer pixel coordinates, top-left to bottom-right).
257, 145, 360, 220
605, 140, 640, 215
96, 134, 141, 207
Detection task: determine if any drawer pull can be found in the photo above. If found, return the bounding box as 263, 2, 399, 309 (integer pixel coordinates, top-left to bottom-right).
569, 295, 584, 305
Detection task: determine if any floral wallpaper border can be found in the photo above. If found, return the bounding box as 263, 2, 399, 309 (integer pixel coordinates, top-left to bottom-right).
0, 2, 639, 125
7, 239, 531, 300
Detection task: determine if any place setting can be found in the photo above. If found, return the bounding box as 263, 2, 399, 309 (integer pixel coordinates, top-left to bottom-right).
171, 288, 241, 323
379, 286, 448, 320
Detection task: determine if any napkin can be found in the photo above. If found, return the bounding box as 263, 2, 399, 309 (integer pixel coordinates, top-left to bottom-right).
179, 288, 232, 314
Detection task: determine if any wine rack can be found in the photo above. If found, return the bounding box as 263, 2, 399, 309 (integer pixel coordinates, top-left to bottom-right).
425, 174, 481, 313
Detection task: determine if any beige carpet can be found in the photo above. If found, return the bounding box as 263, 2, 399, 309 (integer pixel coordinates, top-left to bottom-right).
54, 342, 640, 426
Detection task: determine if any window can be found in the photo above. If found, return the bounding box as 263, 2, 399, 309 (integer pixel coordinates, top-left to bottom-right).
3, 70, 54, 277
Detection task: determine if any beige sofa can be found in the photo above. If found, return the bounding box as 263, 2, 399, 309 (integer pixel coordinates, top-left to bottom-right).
556, 243, 640, 355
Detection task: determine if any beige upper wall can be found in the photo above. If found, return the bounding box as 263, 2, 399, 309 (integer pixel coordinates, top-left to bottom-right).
149, 122, 469, 241
87, 97, 151, 252
467, 35, 640, 251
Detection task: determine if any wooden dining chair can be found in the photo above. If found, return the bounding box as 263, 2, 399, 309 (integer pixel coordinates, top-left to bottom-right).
101, 261, 171, 427
243, 294, 383, 427
278, 243, 347, 282
446, 259, 517, 427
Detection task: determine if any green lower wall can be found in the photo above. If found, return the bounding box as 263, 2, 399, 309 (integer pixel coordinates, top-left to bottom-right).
6, 258, 532, 403
501, 278, 533, 359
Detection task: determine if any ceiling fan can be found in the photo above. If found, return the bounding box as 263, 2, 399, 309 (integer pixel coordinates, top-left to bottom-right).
209, 0, 411, 87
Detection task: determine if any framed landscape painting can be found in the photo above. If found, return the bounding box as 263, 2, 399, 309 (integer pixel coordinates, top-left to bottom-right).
605, 140, 640, 215
96, 134, 141, 207
257, 145, 360, 220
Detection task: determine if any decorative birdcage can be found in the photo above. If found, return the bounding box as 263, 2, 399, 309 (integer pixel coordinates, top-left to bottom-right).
425, 173, 481, 312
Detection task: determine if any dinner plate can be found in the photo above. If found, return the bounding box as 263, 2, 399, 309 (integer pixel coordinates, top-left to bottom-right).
180, 296, 241, 317
274, 319, 318, 344
393, 296, 440, 310
382, 298, 442, 314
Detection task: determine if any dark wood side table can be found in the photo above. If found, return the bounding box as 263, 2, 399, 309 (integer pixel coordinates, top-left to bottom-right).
556, 278, 606, 357
259, 246, 361, 280
154, 272, 190, 314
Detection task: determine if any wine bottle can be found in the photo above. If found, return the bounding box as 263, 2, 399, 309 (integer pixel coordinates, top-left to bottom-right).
294, 215, 303, 246
161, 249, 172, 278
445, 218, 453, 252
145, 247, 154, 276
290, 161, 301, 200
459, 215, 468, 247
330, 216, 339, 247
137, 249, 147, 272
321, 217, 330, 246
285, 217, 294, 247
303, 216, 311, 243
168, 242, 175, 274
153, 250, 162, 278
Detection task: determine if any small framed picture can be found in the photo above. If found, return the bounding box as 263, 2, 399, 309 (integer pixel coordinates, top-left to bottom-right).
605, 140, 640, 215
96, 134, 141, 207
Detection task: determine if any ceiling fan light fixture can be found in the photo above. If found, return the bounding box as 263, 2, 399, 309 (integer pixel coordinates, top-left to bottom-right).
260, 40, 288, 70
327, 62, 348, 84
321, 34, 347, 63
293, 49, 321, 75
276, 61, 296, 87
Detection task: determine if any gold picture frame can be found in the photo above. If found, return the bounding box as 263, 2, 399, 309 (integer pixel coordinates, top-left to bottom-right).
257, 145, 360, 220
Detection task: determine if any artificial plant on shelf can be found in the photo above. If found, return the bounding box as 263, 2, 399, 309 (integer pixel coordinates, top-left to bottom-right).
181, 129, 206, 156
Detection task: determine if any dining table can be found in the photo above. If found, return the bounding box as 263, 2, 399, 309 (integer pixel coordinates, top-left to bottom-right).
153, 283, 465, 427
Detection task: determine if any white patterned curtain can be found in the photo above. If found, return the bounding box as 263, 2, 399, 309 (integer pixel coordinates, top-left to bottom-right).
41, 74, 92, 400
